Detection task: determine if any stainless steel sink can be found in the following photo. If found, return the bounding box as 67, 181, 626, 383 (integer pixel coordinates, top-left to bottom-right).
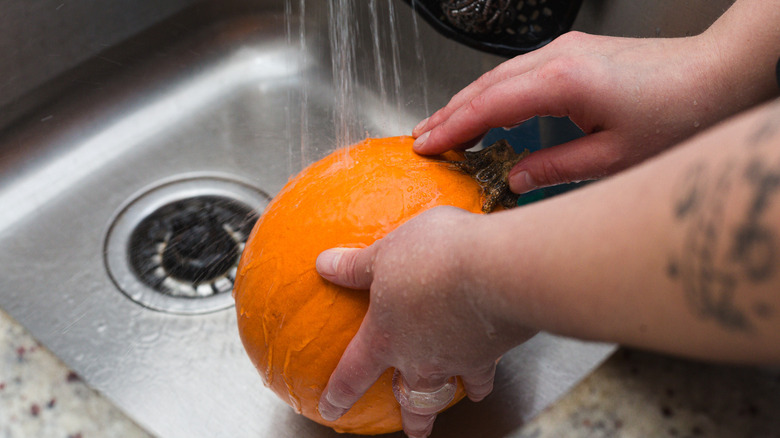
0, 0, 632, 436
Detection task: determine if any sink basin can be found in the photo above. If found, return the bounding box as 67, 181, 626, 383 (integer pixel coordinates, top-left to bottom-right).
0, 1, 614, 436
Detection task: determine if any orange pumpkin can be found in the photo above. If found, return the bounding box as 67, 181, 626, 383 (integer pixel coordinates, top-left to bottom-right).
233, 136, 522, 434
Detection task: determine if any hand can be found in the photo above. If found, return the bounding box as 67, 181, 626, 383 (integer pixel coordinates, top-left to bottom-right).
412, 31, 738, 194
315, 207, 535, 438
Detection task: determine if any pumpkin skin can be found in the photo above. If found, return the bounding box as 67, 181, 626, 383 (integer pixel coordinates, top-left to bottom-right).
233, 136, 487, 435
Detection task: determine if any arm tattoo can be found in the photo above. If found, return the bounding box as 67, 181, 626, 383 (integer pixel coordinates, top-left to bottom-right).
731, 160, 780, 282
668, 104, 780, 332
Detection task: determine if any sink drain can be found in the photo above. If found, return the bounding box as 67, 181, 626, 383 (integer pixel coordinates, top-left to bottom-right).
104, 175, 270, 314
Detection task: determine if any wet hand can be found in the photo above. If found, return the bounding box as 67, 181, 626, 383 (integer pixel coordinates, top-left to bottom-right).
315, 207, 535, 438
412, 31, 726, 194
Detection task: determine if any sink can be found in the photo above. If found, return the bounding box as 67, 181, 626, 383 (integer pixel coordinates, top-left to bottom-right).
0, 0, 615, 437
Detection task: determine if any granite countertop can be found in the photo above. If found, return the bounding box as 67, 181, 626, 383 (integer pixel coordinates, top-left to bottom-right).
0, 308, 150, 438
2, 306, 779, 438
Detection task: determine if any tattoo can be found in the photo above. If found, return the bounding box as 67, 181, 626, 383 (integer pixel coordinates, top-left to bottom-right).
668, 161, 750, 330
730, 160, 780, 281
668, 109, 780, 331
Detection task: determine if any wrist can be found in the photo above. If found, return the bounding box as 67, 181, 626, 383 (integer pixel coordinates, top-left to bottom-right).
698, 1, 780, 111
457, 210, 544, 340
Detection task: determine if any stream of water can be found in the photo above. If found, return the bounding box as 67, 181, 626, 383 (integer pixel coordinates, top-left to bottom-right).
283, 0, 431, 172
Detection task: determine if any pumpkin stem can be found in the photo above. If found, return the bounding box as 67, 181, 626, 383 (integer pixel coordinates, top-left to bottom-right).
452, 140, 530, 213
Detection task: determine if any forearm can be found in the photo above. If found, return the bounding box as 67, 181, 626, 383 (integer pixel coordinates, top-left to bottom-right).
699, 0, 780, 115
466, 99, 780, 364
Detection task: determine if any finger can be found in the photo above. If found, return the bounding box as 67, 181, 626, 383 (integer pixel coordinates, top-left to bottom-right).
316, 246, 376, 290
318, 330, 387, 421
412, 53, 543, 138
460, 362, 497, 402
400, 408, 437, 438
412, 71, 579, 155
393, 373, 455, 437
507, 130, 628, 194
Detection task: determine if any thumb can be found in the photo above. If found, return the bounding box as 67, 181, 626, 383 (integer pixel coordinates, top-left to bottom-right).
316, 247, 375, 289
508, 131, 628, 194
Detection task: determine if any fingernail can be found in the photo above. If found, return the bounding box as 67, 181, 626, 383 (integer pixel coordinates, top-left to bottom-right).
318, 402, 346, 422
413, 117, 429, 135
509, 170, 537, 194
413, 131, 430, 151
316, 249, 344, 277
318, 394, 348, 421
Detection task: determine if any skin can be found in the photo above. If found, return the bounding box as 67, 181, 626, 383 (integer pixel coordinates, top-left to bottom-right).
412, 0, 780, 194
317, 1, 780, 437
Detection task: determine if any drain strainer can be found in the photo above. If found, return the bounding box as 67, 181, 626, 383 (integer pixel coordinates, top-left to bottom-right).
104, 175, 270, 314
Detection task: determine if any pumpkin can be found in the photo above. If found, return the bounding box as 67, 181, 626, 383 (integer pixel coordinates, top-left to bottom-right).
233, 136, 525, 434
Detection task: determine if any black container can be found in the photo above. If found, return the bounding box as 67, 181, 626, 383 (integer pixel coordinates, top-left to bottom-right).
403, 0, 582, 57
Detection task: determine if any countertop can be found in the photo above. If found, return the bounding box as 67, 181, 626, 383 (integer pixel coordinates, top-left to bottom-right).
2, 306, 779, 438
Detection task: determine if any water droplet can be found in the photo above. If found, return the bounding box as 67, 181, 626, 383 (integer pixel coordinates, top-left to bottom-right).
693, 121, 700, 128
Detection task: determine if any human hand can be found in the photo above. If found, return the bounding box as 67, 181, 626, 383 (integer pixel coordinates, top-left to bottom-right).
315, 207, 536, 438
412, 31, 736, 194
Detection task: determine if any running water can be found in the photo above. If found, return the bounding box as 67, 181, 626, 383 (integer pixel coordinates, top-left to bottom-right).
283, 0, 310, 174
284, 0, 432, 169
296, 0, 310, 169
328, 0, 362, 150
368, 0, 390, 115
385, 0, 405, 121
408, 0, 431, 117
283, 0, 295, 174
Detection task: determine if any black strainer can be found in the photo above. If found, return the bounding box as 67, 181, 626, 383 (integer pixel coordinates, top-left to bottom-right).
404, 0, 582, 57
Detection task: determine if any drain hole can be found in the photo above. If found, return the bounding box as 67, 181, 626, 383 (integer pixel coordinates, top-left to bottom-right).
105, 175, 270, 314
128, 196, 258, 298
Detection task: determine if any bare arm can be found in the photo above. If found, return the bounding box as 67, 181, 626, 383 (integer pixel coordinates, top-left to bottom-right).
473, 99, 780, 363
315, 3, 780, 435
316, 98, 780, 438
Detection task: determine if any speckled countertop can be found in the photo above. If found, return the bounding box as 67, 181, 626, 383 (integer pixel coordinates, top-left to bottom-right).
2, 305, 779, 438
0, 308, 150, 438
521, 350, 780, 438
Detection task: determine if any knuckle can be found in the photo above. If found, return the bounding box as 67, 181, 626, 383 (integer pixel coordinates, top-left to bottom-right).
553, 30, 589, 46
339, 252, 362, 287
536, 56, 582, 91
465, 93, 488, 117
546, 31, 595, 56
426, 107, 447, 128
535, 49, 601, 100
473, 68, 500, 89
534, 158, 573, 187
463, 95, 493, 132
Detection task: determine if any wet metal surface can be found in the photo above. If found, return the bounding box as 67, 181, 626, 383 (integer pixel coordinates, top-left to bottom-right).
0, 1, 619, 437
